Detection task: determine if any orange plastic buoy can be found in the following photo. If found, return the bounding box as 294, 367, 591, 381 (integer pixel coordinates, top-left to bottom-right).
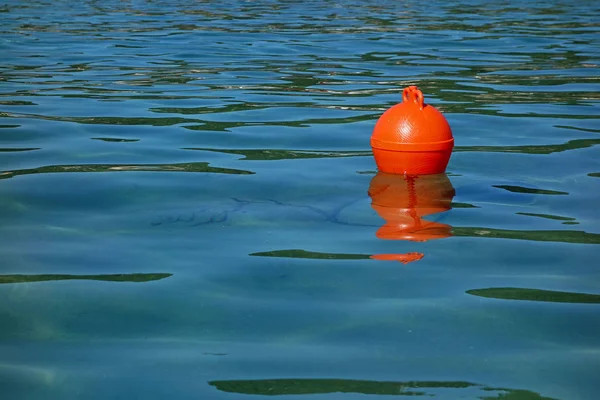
368, 172, 455, 242
371, 86, 454, 175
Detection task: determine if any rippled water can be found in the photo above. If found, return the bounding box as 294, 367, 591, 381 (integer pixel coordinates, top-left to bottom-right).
1, 1, 600, 399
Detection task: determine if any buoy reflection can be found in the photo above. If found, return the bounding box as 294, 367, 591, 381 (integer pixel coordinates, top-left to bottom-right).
368, 172, 455, 263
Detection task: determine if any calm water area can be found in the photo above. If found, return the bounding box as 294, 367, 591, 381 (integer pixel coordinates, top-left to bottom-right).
1, 1, 600, 399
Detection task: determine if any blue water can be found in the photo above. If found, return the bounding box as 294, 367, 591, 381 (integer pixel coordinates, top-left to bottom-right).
1, 1, 600, 399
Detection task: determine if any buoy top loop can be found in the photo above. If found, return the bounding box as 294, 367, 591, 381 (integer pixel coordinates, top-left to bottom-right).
402, 86, 424, 110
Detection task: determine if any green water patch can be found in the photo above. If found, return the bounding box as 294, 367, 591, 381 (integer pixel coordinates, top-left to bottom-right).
183, 113, 376, 131
91, 137, 140, 142
250, 249, 371, 260
516, 212, 576, 222
2, 112, 196, 126
209, 378, 557, 399
0, 147, 40, 152
451, 202, 480, 208
555, 125, 600, 134
183, 147, 372, 161
493, 185, 568, 196
453, 227, 600, 244
454, 138, 600, 155
0, 273, 172, 284
0, 162, 253, 179
466, 287, 600, 304
113, 44, 146, 48
0, 100, 37, 106
150, 103, 272, 115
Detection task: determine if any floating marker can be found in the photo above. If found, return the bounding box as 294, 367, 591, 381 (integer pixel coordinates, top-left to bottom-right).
371, 86, 454, 175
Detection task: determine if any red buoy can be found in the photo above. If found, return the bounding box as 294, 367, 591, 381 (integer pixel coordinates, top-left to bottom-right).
371, 86, 454, 175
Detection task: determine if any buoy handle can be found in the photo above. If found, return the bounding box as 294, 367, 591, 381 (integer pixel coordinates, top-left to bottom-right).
402, 86, 424, 110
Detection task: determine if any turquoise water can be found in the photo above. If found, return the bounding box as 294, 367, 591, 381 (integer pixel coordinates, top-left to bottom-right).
1, 0, 600, 399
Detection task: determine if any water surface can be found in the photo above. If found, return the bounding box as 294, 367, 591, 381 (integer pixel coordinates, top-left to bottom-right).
1, 1, 599, 399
